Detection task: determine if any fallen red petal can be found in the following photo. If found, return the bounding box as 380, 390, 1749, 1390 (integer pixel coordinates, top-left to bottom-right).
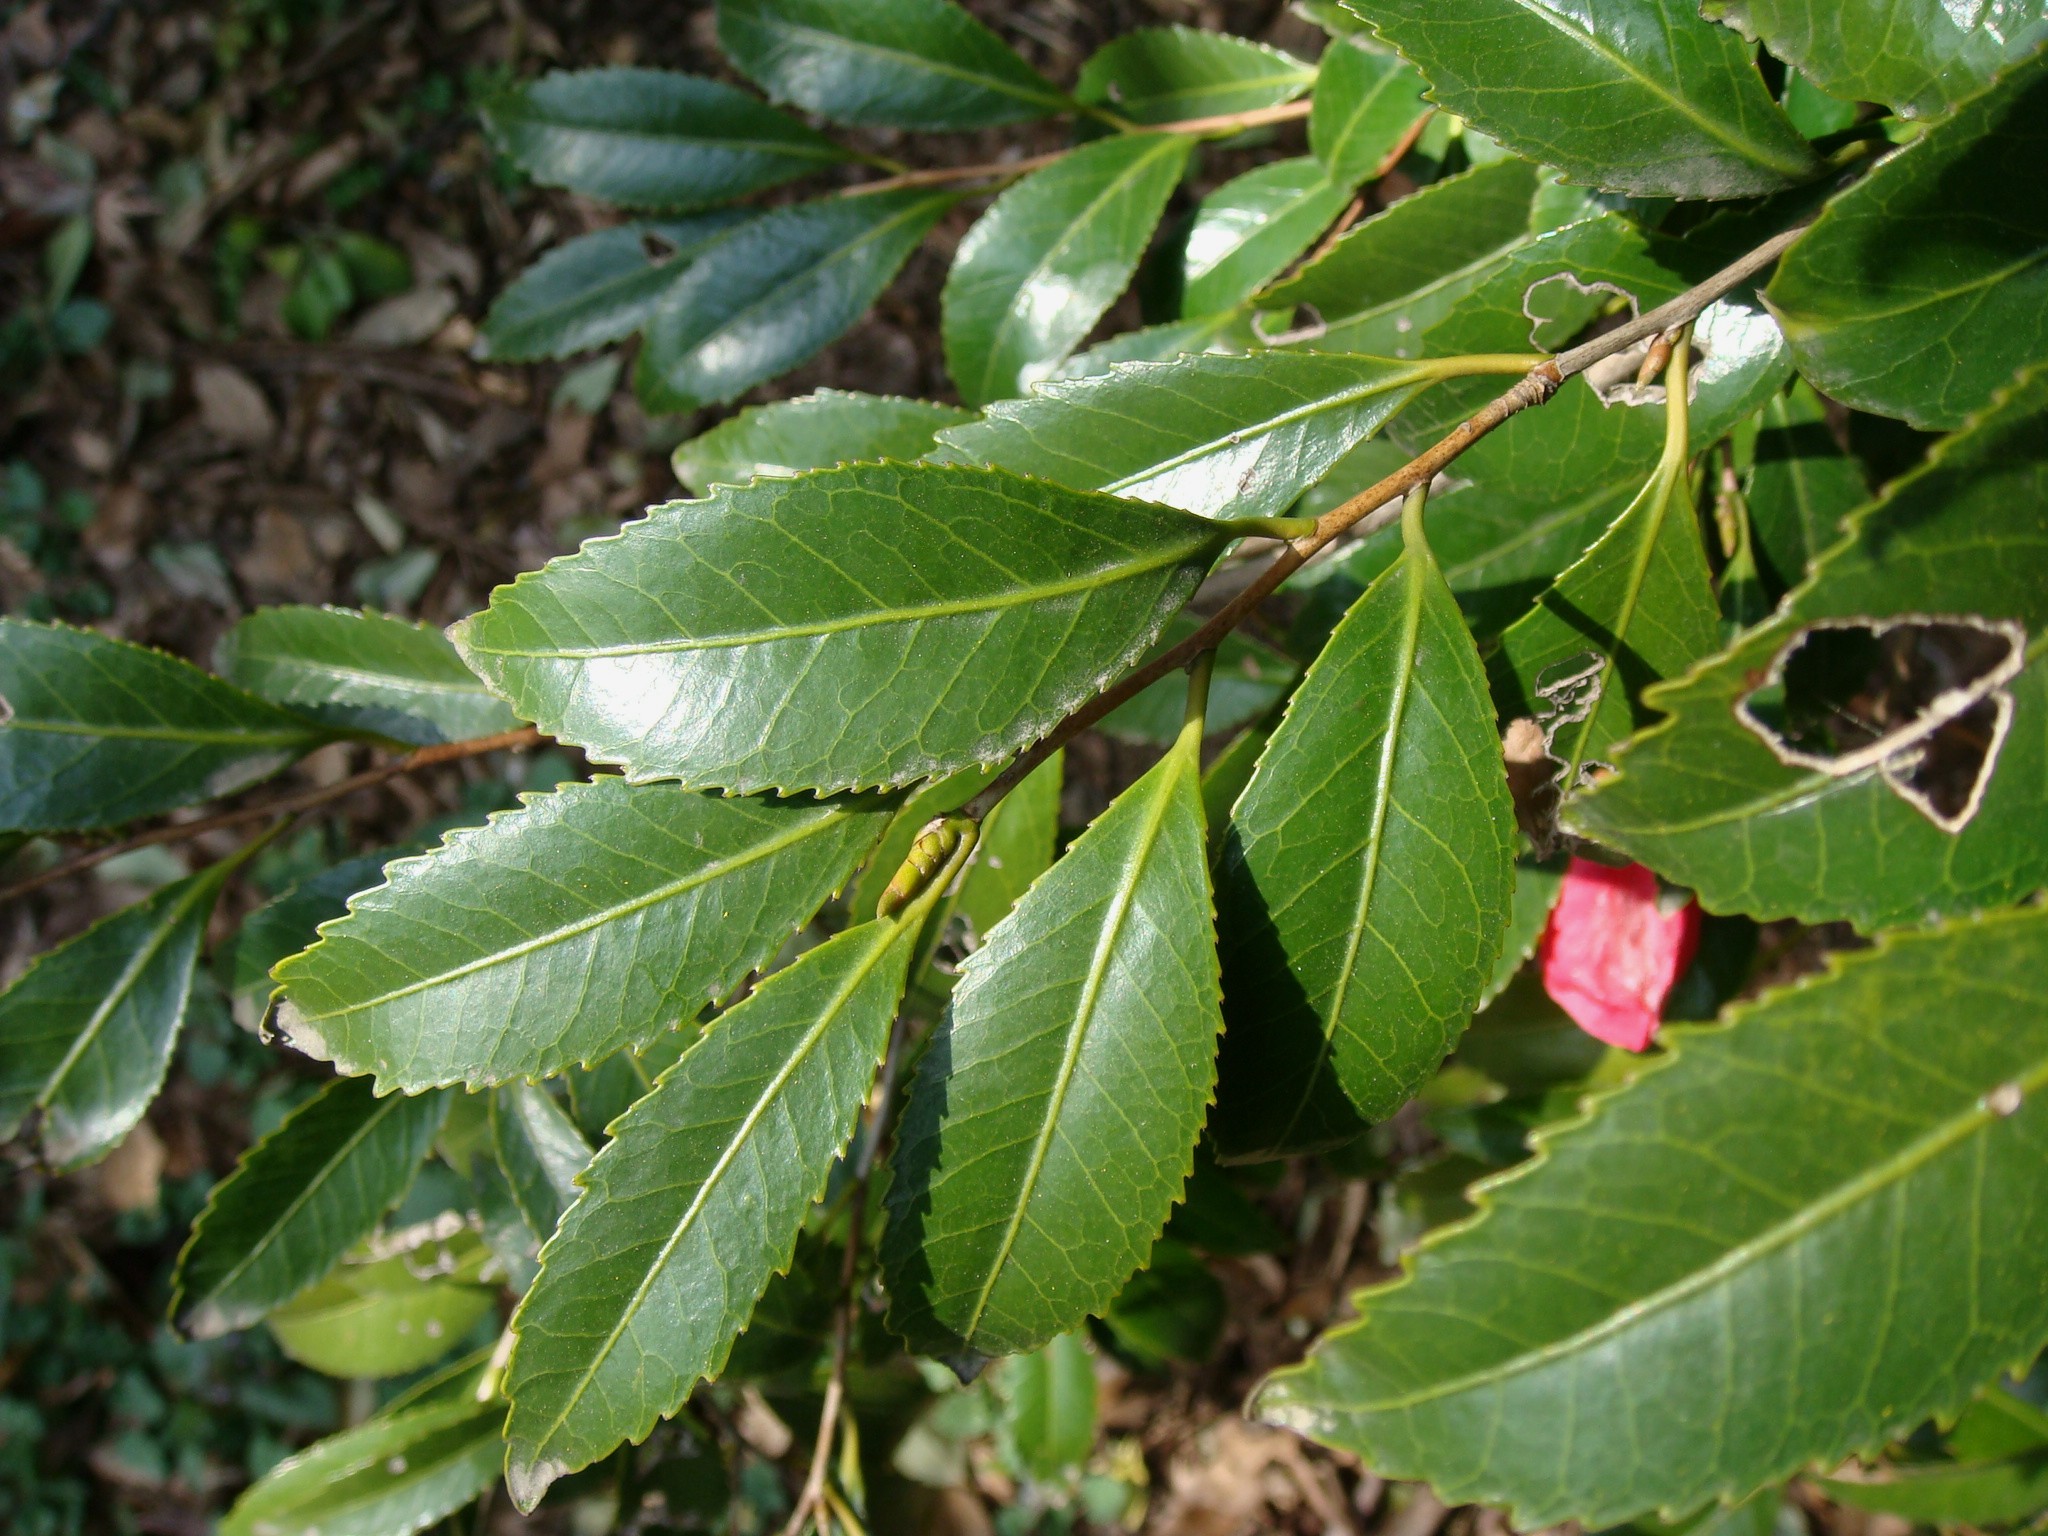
1538, 858, 1701, 1052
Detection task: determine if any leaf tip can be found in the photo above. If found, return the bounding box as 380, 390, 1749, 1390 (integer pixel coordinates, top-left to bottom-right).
503, 1450, 565, 1514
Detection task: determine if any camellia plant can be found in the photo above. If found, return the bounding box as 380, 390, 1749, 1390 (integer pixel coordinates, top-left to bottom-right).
4, 0, 2048, 1532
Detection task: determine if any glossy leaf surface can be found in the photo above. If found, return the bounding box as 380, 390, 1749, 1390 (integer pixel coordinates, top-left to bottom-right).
1309, 39, 1430, 187
274, 776, 893, 1090
943, 133, 1193, 406
1261, 905, 2048, 1527
884, 702, 1220, 1359
638, 189, 956, 410
1175, 158, 1357, 317
492, 1082, 592, 1242
218, 606, 522, 747
1767, 54, 2048, 430
0, 620, 324, 832
267, 1233, 496, 1380
1335, 0, 1818, 197
502, 913, 918, 1508
481, 68, 847, 207
221, 854, 387, 1027
454, 463, 1230, 794
1075, 26, 1315, 125
716, 0, 1068, 129
173, 1075, 449, 1337
1213, 497, 1515, 1158
672, 389, 973, 494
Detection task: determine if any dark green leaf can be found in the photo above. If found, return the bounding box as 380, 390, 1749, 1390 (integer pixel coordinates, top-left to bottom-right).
1099, 1239, 1226, 1366
219, 855, 387, 1028
1482, 855, 1564, 1008
672, 389, 974, 495
1309, 39, 1430, 187
1101, 616, 1296, 746
563, 1030, 694, 1142
0, 619, 325, 832
172, 1076, 449, 1337
1212, 494, 1516, 1158
1745, 382, 1867, 594
478, 213, 753, 362
481, 67, 847, 208
1702, 0, 2048, 120
1074, 26, 1314, 125
1336, 0, 1819, 197
501, 912, 920, 1508
274, 776, 893, 1090
1817, 1456, 2048, 1527
1766, 54, 2048, 430
1567, 368, 2048, 929
267, 1231, 496, 1380
638, 189, 957, 410
884, 698, 1221, 1359
0, 858, 238, 1170
716, 0, 1069, 130
1260, 904, 2048, 1527
943, 133, 1194, 406
1175, 158, 1357, 317
217, 606, 521, 748
491, 1082, 592, 1242
1003, 1334, 1098, 1479
453, 463, 1232, 795
1165, 1151, 1288, 1255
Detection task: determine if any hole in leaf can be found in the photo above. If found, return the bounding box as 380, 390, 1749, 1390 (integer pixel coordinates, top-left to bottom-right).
1521, 273, 1636, 353
640, 228, 680, 262
1879, 691, 2014, 833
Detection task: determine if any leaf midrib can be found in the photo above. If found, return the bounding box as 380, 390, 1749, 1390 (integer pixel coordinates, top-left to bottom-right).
739, 12, 1068, 112
4, 718, 314, 747
501, 106, 847, 164
240, 655, 498, 700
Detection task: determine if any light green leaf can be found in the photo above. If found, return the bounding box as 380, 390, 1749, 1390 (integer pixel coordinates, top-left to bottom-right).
943, 133, 1194, 406
492, 1082, 591, 1243
1260, 904, 2048, 1527
217, 606, 521, 748
1074, 26, 1315, 125
931, 351, 1446, 523
1818, 1456, 2048, 1528
1336, 0, 1819, 197
480, 67, 848, 208
1003, 1333, 1099, 1479
1744, 381, 1867, 594
453, 463, 1234, 795
268, 1231, 496, 1380
1702, 0, 2048, 120
0, 857, 240, 1170
716, 0, 1069, 130
172, 1076, 450, 1338
638, 189, 957, 410
1175, 158, 1358, 317
883, 694, 1221, 1360
1309, 38, 1430, 187
672, 389, 974, 494
0, 619, 325, 832
1766, 54, 2048, 430
274, 776, 893, 1091
501, 911, 923, 1508
478, 213, 752, 363
1212, 493, 1516, 1158
1567, 368, 2048, 930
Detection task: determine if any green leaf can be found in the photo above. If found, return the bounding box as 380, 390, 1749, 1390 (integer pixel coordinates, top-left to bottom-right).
219, 1387, 504, 1536
637, 189, 957, 411
1050, 310, 1257, 380
274, 776, 893, 1091
883, 697, 1221, 1360
1818, 1456, 2048, 1528
1336, 0, 1819, 197
672, 389, 974, 495
1003, 1333, 1098, 1479
1567, 368, 2048, 929
1074, 26, 1315, 125
491, 1082, 592, 1242
1211, 493, 1516, 1159
172, 1076, 449, 1338
0, 619, 326, 832
947, 750, 1062, 952
1488, 354, 1723, 785
453, 463, 1233, 794
1101, 616, 1296, 746
1259, 904, 2048, 1527
0, 858, 239, 1170
220, 855, 387, 1028
1258, 157, 1543, 324
1744, 381, 1867, 594
563, 1030, 693, 1143
1175, 158, 1358, 317
268, 1232, 496, 1380
715, 0, 1069, 130
480, 67, 848, 208
501, 912, 921, 1508
217, 606, 521, 748
1099, 1238, 1225, 1366
943, 133, 1194, 406
1702, 0, 2048, 120
1482, 856, 1564, 1009
1309, 38, 1430, 187
931, 350, 1443, 523
1766, 54, 2048, 431
478, 213, 752, 363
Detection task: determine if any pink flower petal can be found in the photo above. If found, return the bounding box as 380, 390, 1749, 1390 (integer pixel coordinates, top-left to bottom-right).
1538, 858, 1701, 1052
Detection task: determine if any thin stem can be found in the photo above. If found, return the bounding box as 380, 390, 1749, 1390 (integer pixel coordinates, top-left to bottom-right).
0, 727, 545, 905
961, 215, 1812, 824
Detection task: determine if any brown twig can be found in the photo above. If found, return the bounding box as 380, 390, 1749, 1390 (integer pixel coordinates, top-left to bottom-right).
0, 727, 544, 905
961, 214, 1815, 823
